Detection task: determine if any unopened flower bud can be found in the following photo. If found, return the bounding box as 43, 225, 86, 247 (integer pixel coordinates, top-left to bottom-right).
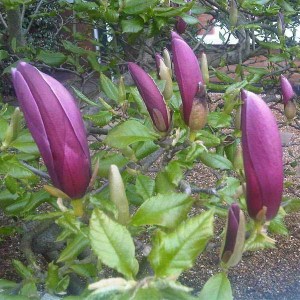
233, 143, 243, 170
175, 17, 187, 34
155, 54, 173, 101
229, 0, 238, 29
1, 107, 21, 150
118, 76, 126, 104
109, 165, 130, 225
241, 90, 283, 221
163, 48, 172, 74
200, 52, 209, 85
284, 101, 297, 121
220, 203, 245, 268
234, 105, 241, 130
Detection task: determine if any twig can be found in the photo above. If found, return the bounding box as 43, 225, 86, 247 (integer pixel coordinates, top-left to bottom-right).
0, 12, 8, 28
21, 161, 50, 180
25, 0, 44, 34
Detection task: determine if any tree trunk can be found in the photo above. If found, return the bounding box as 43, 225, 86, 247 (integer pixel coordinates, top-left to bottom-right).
6, 6, 25, 48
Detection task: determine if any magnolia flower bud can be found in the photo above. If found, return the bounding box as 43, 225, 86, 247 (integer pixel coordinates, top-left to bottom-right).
229, 0, 238, 29
128, 62, 171, 132
171, 32, 207, 131
220, 203, 245, 268
1, 107, 21, 150
241, 90, 283, 221
284, 101, 297, 121
12, 62, 91, 199
280, 75, 297, 121
233, 143, 243, 170
175, 17, 187, 34
163, 48, 172, 73
155, 53, 173, 100
109, 165, 130, 225
200, 52, 209, 85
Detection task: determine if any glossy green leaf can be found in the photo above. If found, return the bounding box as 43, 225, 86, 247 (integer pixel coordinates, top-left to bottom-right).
36, 50, 66, 66
121, 18, 144, 33
149, 209, 214, 277
12, 260, 32, 279
100, 73, 119, 102
46, 262, 60, 294
70, 263, 97, 278
58, 233, 89, 262
135, 174, 155, 200
123, 0, 158, 14
207, 112, 231, 128
0, 155, 35, 178
199, 152, 233, 170
198, 273, 233, 300
94, 152, 128, 178
90, 209, 139, 279
131, 193, 193, 228
105, 120, 158, 149
196, 130, 220, 147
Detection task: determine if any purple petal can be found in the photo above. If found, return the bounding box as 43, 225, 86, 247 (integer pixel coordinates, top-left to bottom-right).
223, 204, 240, 254
280, 75, 295, 105
171, 32, 204, 125
12, 62, 91, 198
241, 90, 283, 220
128, 62, 170, 132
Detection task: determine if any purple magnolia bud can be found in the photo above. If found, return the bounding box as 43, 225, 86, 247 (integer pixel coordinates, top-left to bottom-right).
241, 90, 283, 221
171, 32, 207, 130
220, 203, 245, 268
280, 75, 295, 105
280, 75, 297, 121
175, 17, 187, 34
128, 62, 171, 132
12, 62, 91, 199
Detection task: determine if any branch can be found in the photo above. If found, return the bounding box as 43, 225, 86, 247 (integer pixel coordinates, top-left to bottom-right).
0, 12, 8, 28
25, 0, 44, 34
21, 161, 50, 180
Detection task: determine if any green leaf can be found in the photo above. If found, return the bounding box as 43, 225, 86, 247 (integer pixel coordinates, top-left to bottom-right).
135, 174, 155, 200
123, 0, 158, 14
70, 263, 97, 278
10, 131, 39, 154
46, 262, 60, 294
93, 152, 128, 178
0, 117, 9, 141
198, 272, 233, 300
207, 112, 231, 128
0, 50, 9, 61
121, 18, 144, 33
12, 260, 32, 279
100, 73, 119, 102
149, 209, 214, 278
0, 279, 18, 289
36, 50, 66, 66
182, 14, 199, 25
105, 120, 158, 149
0, 155, 35, 179
196, 130, 220, 147
84, 111, 113, 127
89, 209, 139, 279
58, 233, 89, 262
131, 193, 193, 229
199, 152, 233, 170
72, 87, 102, 107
